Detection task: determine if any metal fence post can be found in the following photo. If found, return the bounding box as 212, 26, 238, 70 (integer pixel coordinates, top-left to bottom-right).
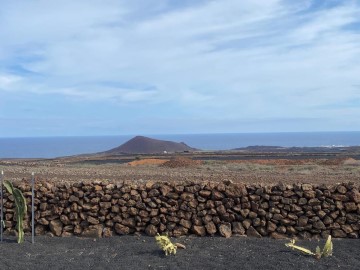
31, 172, 35, 244
0, 170, 3, 242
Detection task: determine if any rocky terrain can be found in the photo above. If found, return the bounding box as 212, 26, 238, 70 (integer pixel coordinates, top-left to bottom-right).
2, 136, 360, 186
1, 179, 359, 239
1, 153, 360, 185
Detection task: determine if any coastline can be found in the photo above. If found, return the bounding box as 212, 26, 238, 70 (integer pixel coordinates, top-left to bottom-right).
1, 131, 360, 158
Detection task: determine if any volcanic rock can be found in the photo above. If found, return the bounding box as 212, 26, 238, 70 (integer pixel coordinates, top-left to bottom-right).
247, 226, 262, 238
219, 223, 232, 238
49, 219, 63, 236
192, 225, 206, 236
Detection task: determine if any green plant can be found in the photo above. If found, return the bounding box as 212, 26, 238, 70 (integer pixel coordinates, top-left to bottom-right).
3, 180, 27, 243
285, 235, 333, 259
155, 233, 177, 255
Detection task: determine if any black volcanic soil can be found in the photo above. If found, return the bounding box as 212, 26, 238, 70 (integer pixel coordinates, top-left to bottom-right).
0, 236, 359, 270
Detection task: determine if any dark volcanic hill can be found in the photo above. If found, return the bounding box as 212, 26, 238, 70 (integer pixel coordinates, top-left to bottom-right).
105, 136, 197, 154
234, 145, 360, 153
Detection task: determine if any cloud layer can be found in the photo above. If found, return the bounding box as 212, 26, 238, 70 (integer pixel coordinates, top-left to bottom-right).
1, 0, 360, 136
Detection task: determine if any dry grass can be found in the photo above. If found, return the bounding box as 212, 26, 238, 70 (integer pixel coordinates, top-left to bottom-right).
343, 158, 360, 166
126, 159, 168, 166
1, 156, 360, 185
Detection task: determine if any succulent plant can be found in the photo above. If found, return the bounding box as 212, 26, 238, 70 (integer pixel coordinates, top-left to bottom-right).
3, 180, 27, 243
319, 235, 333, 258
285, 235, 333, 259
155, 233, 177, 255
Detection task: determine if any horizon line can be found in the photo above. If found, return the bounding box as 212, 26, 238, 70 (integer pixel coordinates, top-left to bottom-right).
1, 130, 360, 139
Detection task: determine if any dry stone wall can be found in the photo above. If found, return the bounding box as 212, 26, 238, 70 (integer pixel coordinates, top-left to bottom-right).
2, 181, 360, 239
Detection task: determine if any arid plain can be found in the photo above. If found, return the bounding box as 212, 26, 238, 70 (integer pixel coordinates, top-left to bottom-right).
2, 149, 360, 185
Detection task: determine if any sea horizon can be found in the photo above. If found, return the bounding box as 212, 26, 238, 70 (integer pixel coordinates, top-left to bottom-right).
2, 130, 360, 139
1, 131, 360, 159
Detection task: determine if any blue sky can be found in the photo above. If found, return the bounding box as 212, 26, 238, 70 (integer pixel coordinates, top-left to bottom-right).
1, 0, 360, 137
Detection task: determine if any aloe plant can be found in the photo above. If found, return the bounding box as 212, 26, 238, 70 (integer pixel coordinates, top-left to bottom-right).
285, 235, 333, 259
155, 233, 177, 255
3, 181, 27, 243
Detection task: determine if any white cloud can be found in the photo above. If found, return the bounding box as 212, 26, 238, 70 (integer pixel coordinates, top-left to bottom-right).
0, 74, 22, 90
290, 3, 360, 43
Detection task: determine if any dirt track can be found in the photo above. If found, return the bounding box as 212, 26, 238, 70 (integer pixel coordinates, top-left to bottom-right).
0, 235, 359, 270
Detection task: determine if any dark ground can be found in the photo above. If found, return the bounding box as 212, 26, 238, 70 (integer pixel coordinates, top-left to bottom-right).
0, 235, 359, 270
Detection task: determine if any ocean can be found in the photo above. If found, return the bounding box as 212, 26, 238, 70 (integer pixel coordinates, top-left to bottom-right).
0, 132, 360, 159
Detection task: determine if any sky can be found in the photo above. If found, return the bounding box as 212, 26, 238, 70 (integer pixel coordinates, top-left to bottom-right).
0, 0, 360, 137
